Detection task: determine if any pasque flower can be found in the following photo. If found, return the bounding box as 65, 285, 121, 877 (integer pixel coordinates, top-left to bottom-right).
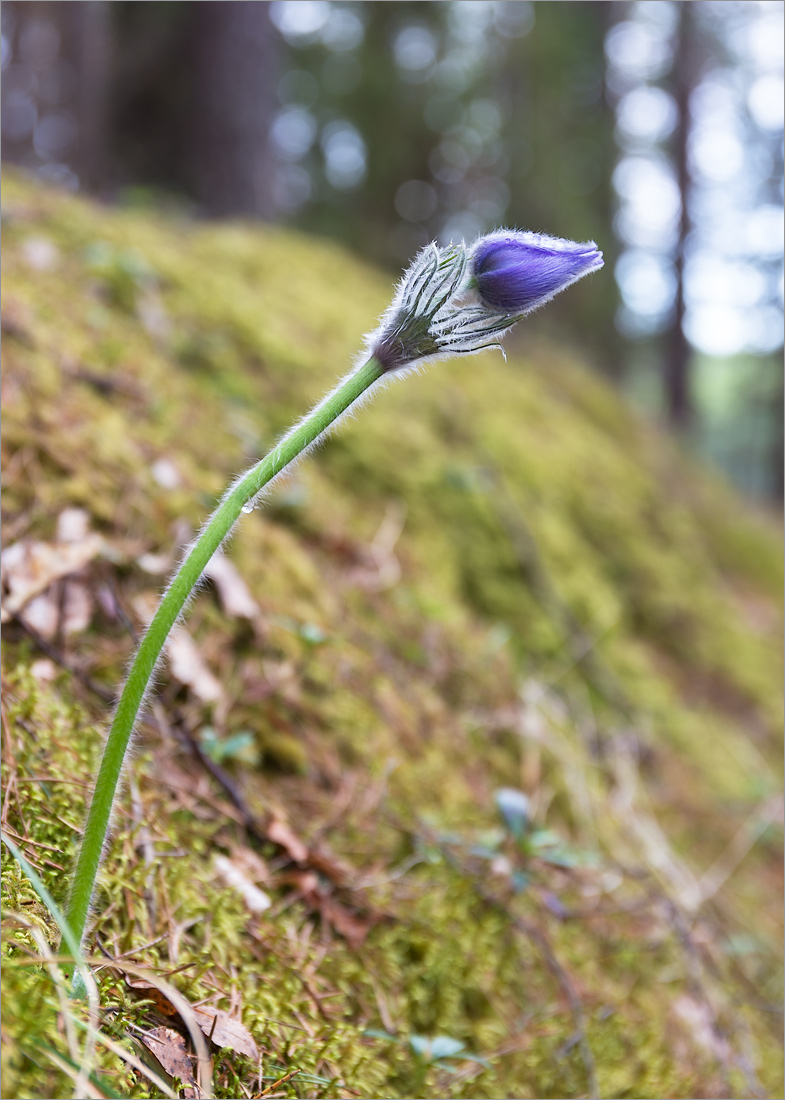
469, 229, 604, 314
369, 230, 604, 373
65, 225, 603, 976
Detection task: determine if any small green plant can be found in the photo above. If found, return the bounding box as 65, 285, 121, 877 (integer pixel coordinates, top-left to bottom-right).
366, 1027, 491, 1095
63, 230, 603, 966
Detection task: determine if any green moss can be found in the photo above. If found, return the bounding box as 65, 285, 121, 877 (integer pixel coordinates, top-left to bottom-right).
2, 172, 782, 1099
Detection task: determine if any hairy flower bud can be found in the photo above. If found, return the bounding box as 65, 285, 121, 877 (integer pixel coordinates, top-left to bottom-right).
469, 230, 604, 315
368, 229, 603, 374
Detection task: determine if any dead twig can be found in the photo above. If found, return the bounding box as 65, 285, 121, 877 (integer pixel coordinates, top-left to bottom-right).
257, 1068, 299, 1097
161, 704, 269, 846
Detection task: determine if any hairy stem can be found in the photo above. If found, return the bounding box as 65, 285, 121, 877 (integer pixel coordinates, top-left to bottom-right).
66, 356, 384, 953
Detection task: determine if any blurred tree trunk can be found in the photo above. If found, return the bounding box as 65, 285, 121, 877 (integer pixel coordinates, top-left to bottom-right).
187, 1, 277, 218
506, 1, 619, 374
63, 1, 111, 190
2, 0, 278, 218
665, 1, 694, 428
1, 1, 110, 188
597, 0, 625, 382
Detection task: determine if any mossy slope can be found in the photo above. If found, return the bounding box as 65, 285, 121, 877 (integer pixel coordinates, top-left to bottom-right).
2, 174, 782, 1100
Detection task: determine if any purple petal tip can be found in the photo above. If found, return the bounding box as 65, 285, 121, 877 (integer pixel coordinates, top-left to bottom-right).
471, 230, 604, 314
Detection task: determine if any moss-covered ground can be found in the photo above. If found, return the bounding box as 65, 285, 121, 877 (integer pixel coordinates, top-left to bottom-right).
1, 172, 782, 1099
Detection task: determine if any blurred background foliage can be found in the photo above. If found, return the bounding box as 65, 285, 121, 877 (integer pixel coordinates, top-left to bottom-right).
2, 0, 782, 501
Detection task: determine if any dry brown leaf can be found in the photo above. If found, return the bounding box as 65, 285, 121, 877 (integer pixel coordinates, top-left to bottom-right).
166, 627, 223, 702
284, 869, 320, 895
192, 1005, 260, 1063
125, 976, 181, 1017
205, 553, 260, 620
116, 960, 259, 1066
266, 817, 308, 863
303, 845, 353, 887
266, 819, 354, 885
285, 870, 385, 951
62, 579, 94, 635
16, 592, 59, 638
1, 532, 103, 621
319, 896, 381, 951
137, 1026, 198, 1095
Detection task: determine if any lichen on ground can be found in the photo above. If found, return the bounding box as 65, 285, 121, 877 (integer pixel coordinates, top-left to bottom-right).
1, 172, 782, 1099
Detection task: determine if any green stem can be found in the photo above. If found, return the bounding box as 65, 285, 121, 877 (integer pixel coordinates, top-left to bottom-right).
65, 356, 384, 952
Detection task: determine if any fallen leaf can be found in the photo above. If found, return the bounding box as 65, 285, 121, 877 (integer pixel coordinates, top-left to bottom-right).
137, 1026, 198, 1094
125, 977, 180, 1017
266, 816, 352, 885
303, 844, 353, 887
319, 896, 381, 951
62, 579, 94, 635
205, 552, 260, 620
285, 869, 320, 896
1, 532, 103, 621
192, 1005, 260, 1063
285, 870, 387, 951
16, 591, 59, 638
118, 961, 259, 1067
266, 818, 308, 864
166, 626, 222, 702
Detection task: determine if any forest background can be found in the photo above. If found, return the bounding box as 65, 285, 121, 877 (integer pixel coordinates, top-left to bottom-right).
2, 3, 784, 1097
2, 0, 783, 506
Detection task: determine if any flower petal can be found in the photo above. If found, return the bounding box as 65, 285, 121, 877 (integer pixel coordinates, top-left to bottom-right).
471, 230, 603, 313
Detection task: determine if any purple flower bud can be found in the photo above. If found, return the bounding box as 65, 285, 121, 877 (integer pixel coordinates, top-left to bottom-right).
470, 230, 604, 314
